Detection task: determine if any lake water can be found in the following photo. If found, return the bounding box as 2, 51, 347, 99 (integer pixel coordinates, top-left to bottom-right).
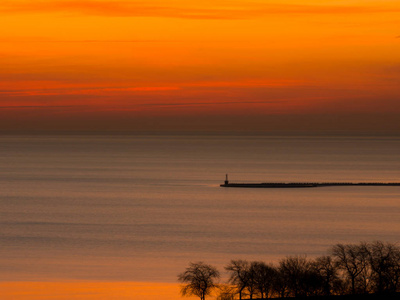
1, 134, 399, 283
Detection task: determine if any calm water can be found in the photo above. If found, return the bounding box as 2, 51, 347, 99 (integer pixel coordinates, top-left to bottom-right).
0, 134, 399, 282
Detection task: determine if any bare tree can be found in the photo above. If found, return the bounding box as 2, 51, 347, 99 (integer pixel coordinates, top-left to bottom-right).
178, 262, 220, 300
357, 242, 372, 294
246, 262, 258, 300
250, 261, 277, 299
367, 241, 400, 293
272, 268, 289, 298
313, 255, 341, 296
225, 260, 250, 300
331, 243, 369, 294
278, 256, 322, 297
278, 256, 304, 297
216, 284, 236, 300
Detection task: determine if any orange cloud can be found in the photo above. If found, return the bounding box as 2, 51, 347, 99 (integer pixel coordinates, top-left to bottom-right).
0, 86, 180, 97
1, 1, 399, 19
0, 79, 308, 98
1, 0, 399, 132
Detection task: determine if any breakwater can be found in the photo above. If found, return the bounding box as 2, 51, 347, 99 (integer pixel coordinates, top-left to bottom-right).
220, 182, 400, 188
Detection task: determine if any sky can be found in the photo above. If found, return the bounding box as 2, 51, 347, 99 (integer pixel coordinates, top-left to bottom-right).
1, 0, 400, 133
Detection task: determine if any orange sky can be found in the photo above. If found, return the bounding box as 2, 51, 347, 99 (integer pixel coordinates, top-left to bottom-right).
1, 0, 400, 132
0, 282, 197, 300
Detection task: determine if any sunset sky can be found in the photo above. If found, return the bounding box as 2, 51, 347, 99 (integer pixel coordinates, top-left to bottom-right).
1, 0, 400, 132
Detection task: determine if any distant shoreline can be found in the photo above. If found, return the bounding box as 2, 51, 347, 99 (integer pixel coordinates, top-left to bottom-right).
221, 182, 400, 188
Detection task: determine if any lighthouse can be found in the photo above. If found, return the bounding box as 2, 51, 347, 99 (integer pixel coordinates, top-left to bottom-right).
225, 174, 229, 185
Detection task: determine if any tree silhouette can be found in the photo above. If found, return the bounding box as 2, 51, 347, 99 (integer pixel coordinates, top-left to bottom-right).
272, 268, 289, 298
313, 255, 341, 296
225, 260, 251, 300
178, 241, 400, 299
178, 262, 220, 300
331, 243, 369, 294
216, 284, 236, 300
278, 256, 323, 297
367, 241, 400, 293
250, 261, 277, 299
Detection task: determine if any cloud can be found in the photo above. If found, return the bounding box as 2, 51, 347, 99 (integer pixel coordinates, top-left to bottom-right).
0, 1, 398, 19
0, 38, 166, 43
0, 101, 285, 113
0, 80, 309, 97
0, 105, 77, 109
138, 100, 283, 107
0, 86, 181, 97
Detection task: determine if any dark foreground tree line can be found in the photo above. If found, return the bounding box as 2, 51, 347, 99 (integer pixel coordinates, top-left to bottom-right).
178, 241, 400, 300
